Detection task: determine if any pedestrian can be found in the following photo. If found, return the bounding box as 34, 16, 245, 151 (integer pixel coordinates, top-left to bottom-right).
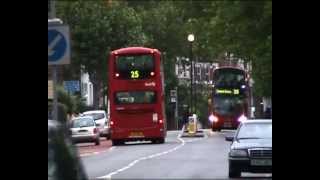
182, 111, 189, 127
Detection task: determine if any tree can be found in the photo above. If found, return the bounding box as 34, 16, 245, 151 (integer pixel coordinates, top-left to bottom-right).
56, 0, 147, 108
56, 0, 272, 109
201, 1, 272, 97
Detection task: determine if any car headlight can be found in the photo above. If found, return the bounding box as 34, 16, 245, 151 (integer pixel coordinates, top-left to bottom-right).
229, 149, 248, 157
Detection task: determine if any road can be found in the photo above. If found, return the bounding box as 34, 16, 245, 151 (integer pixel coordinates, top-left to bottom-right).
77, 130, 272, 179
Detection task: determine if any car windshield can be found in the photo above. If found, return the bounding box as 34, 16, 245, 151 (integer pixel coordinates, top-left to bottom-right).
72, 118, 94, 128
236, 122, 272, 139
84, 113, 105, 120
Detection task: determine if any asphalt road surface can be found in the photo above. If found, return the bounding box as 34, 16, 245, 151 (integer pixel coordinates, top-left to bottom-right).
78, 130, 272, 179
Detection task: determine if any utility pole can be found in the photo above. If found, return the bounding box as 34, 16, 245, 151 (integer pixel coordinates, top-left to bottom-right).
49, 0, 58, 121
188, 34, 194, 113
175, 86, 178, 130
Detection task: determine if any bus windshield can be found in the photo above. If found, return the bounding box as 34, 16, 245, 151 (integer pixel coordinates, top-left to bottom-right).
213, 68, 245, 87
213, 96, 245, 116
115, 91, 156, 104
115, 54, 155, 79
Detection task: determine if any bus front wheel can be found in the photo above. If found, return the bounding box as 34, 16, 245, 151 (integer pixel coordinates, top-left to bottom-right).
112, 140, 123, 146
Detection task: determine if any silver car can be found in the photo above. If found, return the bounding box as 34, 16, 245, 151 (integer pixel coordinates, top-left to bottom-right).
82, 110, 110, 139
70, 116, 100, 146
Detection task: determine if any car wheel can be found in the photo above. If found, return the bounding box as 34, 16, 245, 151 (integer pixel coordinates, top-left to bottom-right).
229, 166, 241, 178
95, 138, 100, 146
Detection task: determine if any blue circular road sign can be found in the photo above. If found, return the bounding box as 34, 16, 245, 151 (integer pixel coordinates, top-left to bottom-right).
48, 29, 67, 62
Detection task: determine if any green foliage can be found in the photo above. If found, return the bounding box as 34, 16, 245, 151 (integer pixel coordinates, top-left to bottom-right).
55, 0, 272, 108
56, 85, 86, 114
48, 101, 68, 123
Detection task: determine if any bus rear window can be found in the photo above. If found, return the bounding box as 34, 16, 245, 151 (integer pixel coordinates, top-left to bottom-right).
115, 54, 155, 79
115, 91, 156, 104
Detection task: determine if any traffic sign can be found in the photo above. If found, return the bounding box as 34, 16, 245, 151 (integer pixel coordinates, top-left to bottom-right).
48, 24, 70, 65
64, 81, 80, 94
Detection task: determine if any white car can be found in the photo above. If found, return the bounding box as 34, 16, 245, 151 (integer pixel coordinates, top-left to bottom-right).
70, 116, 100, 145
82, 110, 110, 139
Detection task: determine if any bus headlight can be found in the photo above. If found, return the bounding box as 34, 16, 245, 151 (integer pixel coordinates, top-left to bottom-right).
209, 115, 218, 123
238, 114, 247, 122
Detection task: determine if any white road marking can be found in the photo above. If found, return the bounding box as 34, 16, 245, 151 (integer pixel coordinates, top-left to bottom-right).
96, 134, 187, 179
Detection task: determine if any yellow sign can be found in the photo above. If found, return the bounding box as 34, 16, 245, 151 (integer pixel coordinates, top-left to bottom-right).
130, 70, 139, 79
216, 89, 240, 95
233, 89, 239, 95
216, 89, 232, 94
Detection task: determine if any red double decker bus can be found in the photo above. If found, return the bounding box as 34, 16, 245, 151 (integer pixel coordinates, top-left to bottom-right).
209, 66, 249, 131
108, 47, 166, 145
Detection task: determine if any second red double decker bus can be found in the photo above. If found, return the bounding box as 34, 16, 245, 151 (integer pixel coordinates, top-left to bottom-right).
208, 66, 249, 131
108, 47, 166, 145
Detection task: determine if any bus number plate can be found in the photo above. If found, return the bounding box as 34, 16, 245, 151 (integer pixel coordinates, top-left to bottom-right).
129, 132, 144, 138
224, 122, 232, 128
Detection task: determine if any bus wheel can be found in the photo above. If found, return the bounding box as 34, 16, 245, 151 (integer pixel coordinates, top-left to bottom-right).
112, 140, 123, 146
157, 138, 165, 144
151, 139, 157, 144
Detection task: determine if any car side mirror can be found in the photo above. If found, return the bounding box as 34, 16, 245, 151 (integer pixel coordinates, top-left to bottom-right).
225, 136, 234, 141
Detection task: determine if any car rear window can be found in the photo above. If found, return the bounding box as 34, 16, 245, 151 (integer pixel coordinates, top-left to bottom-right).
84, 113, 105, 120
72, 118, 94, 128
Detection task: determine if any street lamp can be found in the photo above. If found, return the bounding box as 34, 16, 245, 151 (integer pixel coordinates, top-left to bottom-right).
188, 34, 194, 114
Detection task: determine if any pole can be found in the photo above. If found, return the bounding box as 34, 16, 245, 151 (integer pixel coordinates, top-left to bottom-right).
190, 42, 193, 114
52, 65, 58, 121
175, 86, 178, 130
49, 0, 58, 121
102, 57, 106, 111
194, 60, 197, 114
49, 0, 55, 19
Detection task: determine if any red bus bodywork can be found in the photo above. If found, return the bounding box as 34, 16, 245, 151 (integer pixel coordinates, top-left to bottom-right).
108, 47, 166, 144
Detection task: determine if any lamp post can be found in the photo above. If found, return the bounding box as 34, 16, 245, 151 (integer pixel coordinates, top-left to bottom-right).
188, 34, 194, 114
